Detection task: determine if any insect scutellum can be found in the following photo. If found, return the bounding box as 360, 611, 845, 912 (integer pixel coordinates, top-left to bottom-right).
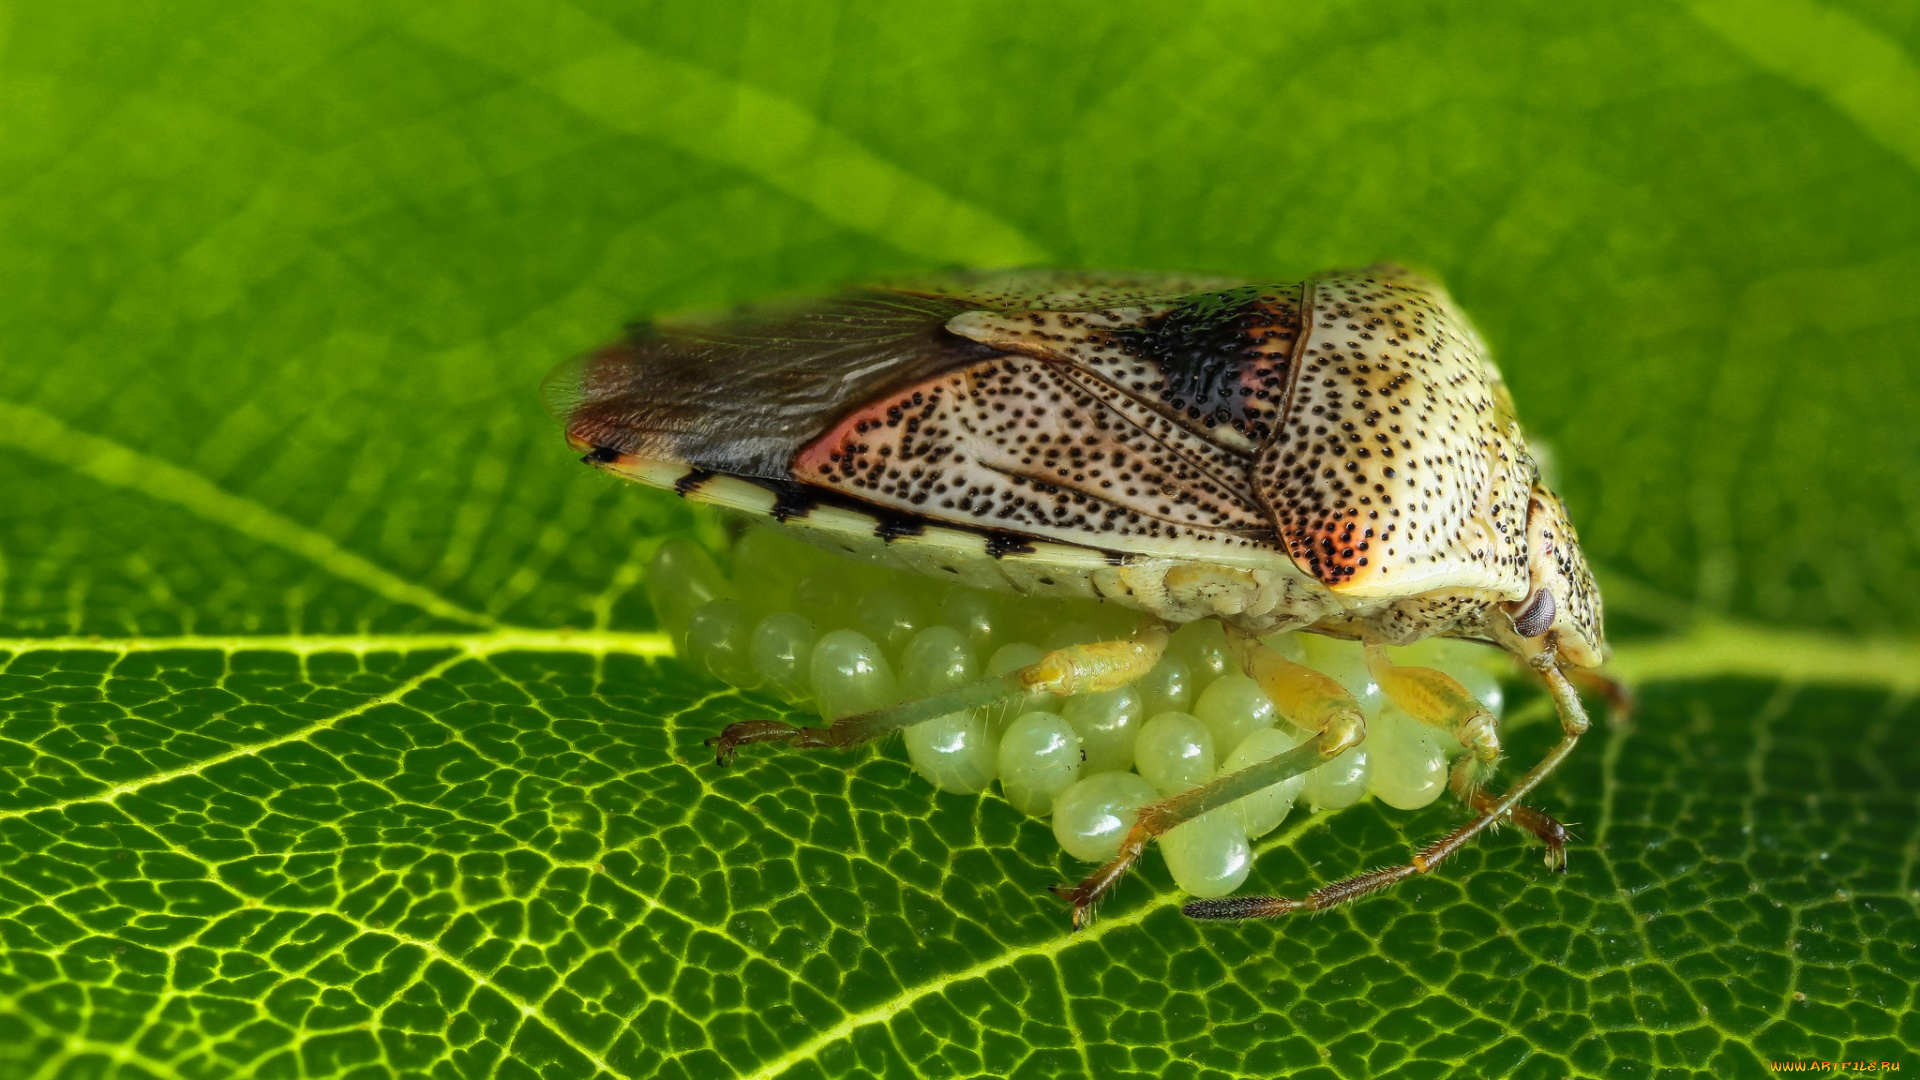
648, 519, 1524, 908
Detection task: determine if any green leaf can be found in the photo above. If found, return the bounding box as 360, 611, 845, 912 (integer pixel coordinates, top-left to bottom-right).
2, 3, 1915, 1078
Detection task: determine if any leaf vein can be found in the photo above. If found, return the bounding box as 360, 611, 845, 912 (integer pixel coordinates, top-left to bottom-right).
0, 400, 496, 630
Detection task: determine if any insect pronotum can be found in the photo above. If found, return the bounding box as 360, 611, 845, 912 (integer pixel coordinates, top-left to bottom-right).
548, 266, 1628, 927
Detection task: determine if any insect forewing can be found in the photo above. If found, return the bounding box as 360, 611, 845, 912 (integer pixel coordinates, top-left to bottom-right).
548, 274, 1303, 561
549, 290, 997, 478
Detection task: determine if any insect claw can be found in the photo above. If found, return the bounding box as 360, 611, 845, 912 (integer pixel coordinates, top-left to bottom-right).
1050, 876, 1123, 931
1047, 882, 1092, 930
705, 728, 752, 766
706, 719, 831, 764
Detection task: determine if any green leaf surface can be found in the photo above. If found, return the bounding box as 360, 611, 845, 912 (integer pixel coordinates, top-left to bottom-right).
2, 2, 1916, 1077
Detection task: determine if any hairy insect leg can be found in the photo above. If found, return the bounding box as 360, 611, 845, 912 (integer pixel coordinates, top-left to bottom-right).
1184, 638, 1594, 921
1050, 627, 1367, 929
1361, 645, 1570, 857
709, 621, 1171, 764
1570, 667, 1636, 723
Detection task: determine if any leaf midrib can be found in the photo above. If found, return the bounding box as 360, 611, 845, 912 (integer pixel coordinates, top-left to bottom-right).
0, 620, 1912, 688
0, 400, 495, 631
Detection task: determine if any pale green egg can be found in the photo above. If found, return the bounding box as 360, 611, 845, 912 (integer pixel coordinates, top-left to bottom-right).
1135, 654, 1193, 718
749, 612, 819, 705
1260, 630, 1306, 661
936, 588, 1004, 655
793, 569, 856, 633
1168, 620, 1233, 685
1134, 711, 1216, 795
904, 711, 998, 795
996, 711, 1082, 816
1051, 770, 1156, 862
853, 586, 929, 655
646, 538, 733, 644
1304, 742, 1371, 810
684, 599, 760, 689
810, 629, 897, 721
1191, 673, 1277, 757
1447, 663, 1504, 719
1159, 808, 1252, 898
894, 624, 998, 789
1060, 686, 1144, 773
898, 626, 977, 696
990, 594, 1054, 649
1365, 704, 1450, 810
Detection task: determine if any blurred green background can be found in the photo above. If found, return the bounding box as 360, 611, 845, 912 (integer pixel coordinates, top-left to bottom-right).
1, 2, 1916, 1078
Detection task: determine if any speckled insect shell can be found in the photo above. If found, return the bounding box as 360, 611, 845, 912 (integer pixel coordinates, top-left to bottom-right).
549, 266, 1605, 667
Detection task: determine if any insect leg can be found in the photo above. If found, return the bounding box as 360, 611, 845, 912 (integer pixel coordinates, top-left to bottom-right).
709, 622, 1172, 764
1570, 667, 1636, 723
1361, 645, 1570, 857
1363, 645, 1503, 800
1051, 629, 1367, 929
1183, 638, 1593, 921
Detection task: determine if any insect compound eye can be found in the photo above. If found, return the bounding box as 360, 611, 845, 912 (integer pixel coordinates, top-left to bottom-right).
1509, 588, 1557, 638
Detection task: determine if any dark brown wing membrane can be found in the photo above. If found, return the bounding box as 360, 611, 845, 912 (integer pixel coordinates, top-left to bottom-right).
546, 291, 1002, 478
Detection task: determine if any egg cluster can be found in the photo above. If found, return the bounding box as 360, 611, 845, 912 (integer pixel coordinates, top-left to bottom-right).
650, 525, 1509, 899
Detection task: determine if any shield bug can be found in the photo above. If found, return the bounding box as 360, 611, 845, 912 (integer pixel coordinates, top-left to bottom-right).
547, 266, 1626, 927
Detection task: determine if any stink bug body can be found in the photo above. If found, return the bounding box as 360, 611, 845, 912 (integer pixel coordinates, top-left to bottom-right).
549, 266, 1622, 926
